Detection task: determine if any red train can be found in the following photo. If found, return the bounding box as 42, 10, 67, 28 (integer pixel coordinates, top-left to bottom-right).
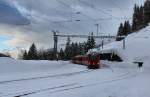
72, 53, 100, 69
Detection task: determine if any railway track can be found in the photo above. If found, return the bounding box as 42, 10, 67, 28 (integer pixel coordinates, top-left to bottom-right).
0, 69, 92, 85
1, 69, 138, 97
50, 71, 137, 94
2, 83, 77, 97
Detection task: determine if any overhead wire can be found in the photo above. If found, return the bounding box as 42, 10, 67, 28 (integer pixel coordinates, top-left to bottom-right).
31, 0, 133, 34
55, 0, 134, 39
54, 0, 132, 23
77, 0, 132, 22
77, 0, 131, 35
56, 0, 96, 21
55, 0, 110, 35
108, 0, 128, 21
55, 0, 99, 33
77, 0, 113, 17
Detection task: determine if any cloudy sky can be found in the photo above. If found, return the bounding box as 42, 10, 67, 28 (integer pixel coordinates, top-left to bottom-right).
0, 0, 145, 56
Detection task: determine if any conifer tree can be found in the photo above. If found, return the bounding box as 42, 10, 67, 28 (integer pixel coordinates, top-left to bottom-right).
132, 4, 139, 31
123, 21, 128, 35
59, 48, 65, 60
86, 32, 95, 51
116, 1, 150, 41
116, 21, 132, 41
139, 6, 144, 27
78, 43, 86, 55
116, 23, 124, 41
64, 37, 72, 60
71, 42, 76, 57
126, 21, 132, 34
28, 43, 38, 60
144, 0, 150, 25
23, 50, 28, 60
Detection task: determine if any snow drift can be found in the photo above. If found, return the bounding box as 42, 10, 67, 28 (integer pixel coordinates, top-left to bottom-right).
93, 24, 150, 63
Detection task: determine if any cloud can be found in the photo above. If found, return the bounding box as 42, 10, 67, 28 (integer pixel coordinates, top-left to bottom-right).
0, 0, 146, 55
0, 0, 30, 25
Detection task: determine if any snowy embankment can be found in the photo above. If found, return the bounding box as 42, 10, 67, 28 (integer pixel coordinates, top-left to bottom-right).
94, 24, 150, 64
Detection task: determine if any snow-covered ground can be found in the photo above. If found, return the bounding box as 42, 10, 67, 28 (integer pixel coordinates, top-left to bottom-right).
0, 57, 150, 97
93, 24, 150, 63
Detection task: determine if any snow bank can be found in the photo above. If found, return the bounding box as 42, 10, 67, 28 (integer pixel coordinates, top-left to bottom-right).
94, 24, 150, 64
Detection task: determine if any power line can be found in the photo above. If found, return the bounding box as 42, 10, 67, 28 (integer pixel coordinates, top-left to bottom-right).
77, 0, 132, 21
77, 0, 112, 17
56, 0, 96, 21
54, 0, 99, 32
29, 0, 133, 34
77, 0, 131, 22
50, 0, 132, 35
50, 16, 132, 24
28, 5, 74, 33
54, 0, 132, 23
109, 0, 128, 20
56, 34, 125, 39
29, 0, 132, 24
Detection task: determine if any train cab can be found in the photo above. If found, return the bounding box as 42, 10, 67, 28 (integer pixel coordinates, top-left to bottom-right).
72, 53, 100, 69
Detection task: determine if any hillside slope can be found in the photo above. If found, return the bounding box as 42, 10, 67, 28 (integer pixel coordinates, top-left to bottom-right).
93, 24, 150, 63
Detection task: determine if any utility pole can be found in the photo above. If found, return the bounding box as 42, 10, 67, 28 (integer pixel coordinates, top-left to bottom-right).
123, 38, 126, 49
53, 31, 58, 60
95, 24, 99, 36
101, 40, 104, 50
